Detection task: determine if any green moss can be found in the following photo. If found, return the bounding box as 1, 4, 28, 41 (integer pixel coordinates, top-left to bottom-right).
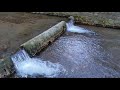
0, 57, 14, 78
95, 18, 115, 27
75, 15, 116, 27
74, 16, 88, 24
35, 12, 120, 28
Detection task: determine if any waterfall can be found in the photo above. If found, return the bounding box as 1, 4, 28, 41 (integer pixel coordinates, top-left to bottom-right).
66, 16, 95, 34
11, 49, 66, 78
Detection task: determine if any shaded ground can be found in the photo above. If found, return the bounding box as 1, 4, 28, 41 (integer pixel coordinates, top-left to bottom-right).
0, 12, 67, 60
37, 25, 120, 78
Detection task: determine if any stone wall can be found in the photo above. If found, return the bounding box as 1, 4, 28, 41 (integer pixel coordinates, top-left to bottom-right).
32, 12, 120, 29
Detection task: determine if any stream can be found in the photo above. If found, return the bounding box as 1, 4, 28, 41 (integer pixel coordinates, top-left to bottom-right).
11, 19, 120, 78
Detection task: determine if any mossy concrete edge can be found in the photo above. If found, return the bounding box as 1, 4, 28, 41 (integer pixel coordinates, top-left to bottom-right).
0, 57, 15, 78
21, 21, 66, 57
33, 12, 120, 29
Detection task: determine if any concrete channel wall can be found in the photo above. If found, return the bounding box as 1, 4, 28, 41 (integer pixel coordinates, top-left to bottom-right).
21, 21, 66, 57
0, 57, 14, 78
0, 21, 66, 78
32, 12, 120, 29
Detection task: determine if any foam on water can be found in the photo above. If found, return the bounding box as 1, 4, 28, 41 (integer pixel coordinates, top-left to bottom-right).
66, 19, 94, 33
11, 49, 66, 78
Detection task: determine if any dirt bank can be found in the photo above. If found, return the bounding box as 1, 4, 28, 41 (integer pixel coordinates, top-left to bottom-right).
0, 12, 67, 60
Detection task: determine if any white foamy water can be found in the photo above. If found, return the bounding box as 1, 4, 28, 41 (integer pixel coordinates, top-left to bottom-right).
11, 49, 66, 78
66, 19, 93, 33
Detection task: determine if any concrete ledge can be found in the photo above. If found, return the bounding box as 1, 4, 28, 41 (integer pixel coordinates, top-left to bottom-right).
0, 57, 14, 78
33, 12, 120, 29
21, 21, 66, 57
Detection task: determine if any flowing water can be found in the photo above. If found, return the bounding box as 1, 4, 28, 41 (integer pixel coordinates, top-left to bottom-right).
11, 19, 120, 78
11, 49, 66, 78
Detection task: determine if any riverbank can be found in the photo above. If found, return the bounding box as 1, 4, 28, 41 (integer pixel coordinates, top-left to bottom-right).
34, 12, 120, 29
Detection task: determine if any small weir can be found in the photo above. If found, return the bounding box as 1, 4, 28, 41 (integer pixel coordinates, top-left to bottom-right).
11, 16, 120, 78
11, 17, 93, 78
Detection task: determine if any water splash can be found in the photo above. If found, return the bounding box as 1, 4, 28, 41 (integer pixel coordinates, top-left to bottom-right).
11, 49, 66, 78
66, 18, 94, 34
